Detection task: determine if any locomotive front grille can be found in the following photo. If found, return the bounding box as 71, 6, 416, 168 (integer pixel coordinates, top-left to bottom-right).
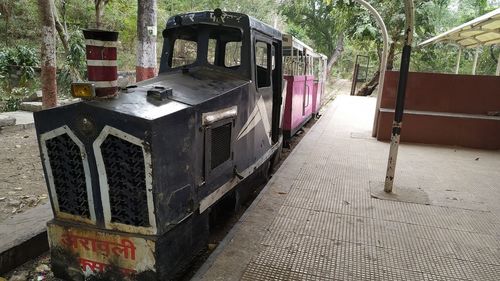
40, 126, 95, 222
100, 135, 149, 227
94, 125, 156, 234
46, 134, 90, 217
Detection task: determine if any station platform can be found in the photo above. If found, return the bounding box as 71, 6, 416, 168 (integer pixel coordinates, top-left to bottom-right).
193, 95, 500, 280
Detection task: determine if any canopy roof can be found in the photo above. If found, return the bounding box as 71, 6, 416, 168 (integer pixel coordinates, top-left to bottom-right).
419, 8, 500, 48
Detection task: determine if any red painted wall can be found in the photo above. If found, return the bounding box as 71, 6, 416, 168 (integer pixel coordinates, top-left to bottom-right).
380, 71, 500, 114
377, 71, 500, 149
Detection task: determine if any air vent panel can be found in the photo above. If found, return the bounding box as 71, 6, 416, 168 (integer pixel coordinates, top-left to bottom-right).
100, 135, 149, 227
211, 123, 232, 169
46, 133, 90, 218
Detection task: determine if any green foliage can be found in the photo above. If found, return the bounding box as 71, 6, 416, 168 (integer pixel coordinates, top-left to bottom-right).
57, 30, 88, 96
0, 46, 38, 85
1, 0, 498, 103
3, 95, 22, 111
66, 31, 87, 74
283, 0, 500, 79
0, 45, 39, 111
281, 0, 356, 57
0, 86, 32, 112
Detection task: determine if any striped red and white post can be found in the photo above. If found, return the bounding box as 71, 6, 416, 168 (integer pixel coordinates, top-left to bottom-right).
83, 29, 119, 98
136, 0, 157, 82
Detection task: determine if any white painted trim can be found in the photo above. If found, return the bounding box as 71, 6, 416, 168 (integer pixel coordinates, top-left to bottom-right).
237, 102, 260, 140
93, 125, 157, 235
90, 80, 117, 88
279, 80, 288, 126
257, 96, 272, 145
379, 107, 500, 120
87, 59, 118, 67
199, 137, 282, 213
237, 96, 272, 144
40, 125, 96, 224
85, 39, 118, 48
202, 106, 238, 126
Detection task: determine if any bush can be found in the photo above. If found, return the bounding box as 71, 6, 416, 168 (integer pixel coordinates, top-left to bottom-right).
58, 31, 87, 96
3, 95, 22, 111
0, 87, 30, 111
0, 46, 39, 87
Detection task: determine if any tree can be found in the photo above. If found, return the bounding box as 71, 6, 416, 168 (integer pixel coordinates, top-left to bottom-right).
353, 0, 454, 95
38, 0, 57, 108
53, 1, 83, 81
136, 0, 157, 81
281, 0, 356, 74
94, 0, 110, 28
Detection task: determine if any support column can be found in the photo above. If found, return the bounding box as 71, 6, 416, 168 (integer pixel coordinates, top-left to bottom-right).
383, 0, 414, 193
136, 0, 157, 82
496, 51, 500, 76
455, 48, 462, 74
472, 47, 480, 75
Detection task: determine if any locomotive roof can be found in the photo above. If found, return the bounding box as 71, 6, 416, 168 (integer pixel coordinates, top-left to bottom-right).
165, 11, 282, 40
86, 67, 249, 120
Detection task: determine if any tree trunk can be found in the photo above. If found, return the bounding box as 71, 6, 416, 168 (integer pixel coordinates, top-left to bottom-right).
53, 16, 69, 53
355, 42, 395, 96
386, 42, 396, 71
53, 4, 82, 81
136, 0, 157, 82
326, 33, 344, 74
38, 0, 57, 108
95, 0, 107, 29
355, 70, 380, 96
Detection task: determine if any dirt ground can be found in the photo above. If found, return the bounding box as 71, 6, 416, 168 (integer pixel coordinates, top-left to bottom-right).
0, 127, 48, 223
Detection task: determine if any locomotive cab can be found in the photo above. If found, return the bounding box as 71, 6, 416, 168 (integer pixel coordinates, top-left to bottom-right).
34, 10, 284, 280
160, 12, 284, 145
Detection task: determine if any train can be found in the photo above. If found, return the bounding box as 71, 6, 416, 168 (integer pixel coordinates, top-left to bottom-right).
33, 10, 327, 280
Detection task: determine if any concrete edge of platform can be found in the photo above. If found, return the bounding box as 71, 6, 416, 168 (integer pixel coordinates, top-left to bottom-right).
0, 203, 52, 275
191, 97, 342, 280
191, 155, 293, 280
0, 122, 35, 133
0, 110, 35, 133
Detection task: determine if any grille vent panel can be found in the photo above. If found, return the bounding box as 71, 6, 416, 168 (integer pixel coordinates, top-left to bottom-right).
211, 123, 232, 169
46, 133, 90, 218
101, 135, 149, 227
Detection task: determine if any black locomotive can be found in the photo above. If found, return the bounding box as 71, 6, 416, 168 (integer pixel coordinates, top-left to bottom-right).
35, 10, 286, 280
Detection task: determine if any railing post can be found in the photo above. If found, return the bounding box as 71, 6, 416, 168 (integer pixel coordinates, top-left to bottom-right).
472, 47, 480, 75
496, 51, 500, 76
455, 47, 462, 74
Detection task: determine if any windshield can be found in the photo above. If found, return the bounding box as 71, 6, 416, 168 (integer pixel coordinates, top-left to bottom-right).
165, 25, 243, 72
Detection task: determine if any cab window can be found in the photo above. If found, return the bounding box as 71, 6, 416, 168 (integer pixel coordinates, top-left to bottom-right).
255, 41, 271, 88
171, 39, 197, 68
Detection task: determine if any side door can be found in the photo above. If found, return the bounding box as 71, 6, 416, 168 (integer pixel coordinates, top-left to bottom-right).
271, 40, 283, 144
254, 33, 279, 146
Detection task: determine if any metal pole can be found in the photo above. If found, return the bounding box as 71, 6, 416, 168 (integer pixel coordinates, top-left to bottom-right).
496, 51, 500, 76
455, 48, 462, 74
351, 55, 360, 96
383, 0, 414, 193
472, 47, 480, 75
348, 0, 390, 137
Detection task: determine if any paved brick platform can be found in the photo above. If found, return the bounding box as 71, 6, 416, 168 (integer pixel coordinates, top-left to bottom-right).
193, 95, 500, 281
